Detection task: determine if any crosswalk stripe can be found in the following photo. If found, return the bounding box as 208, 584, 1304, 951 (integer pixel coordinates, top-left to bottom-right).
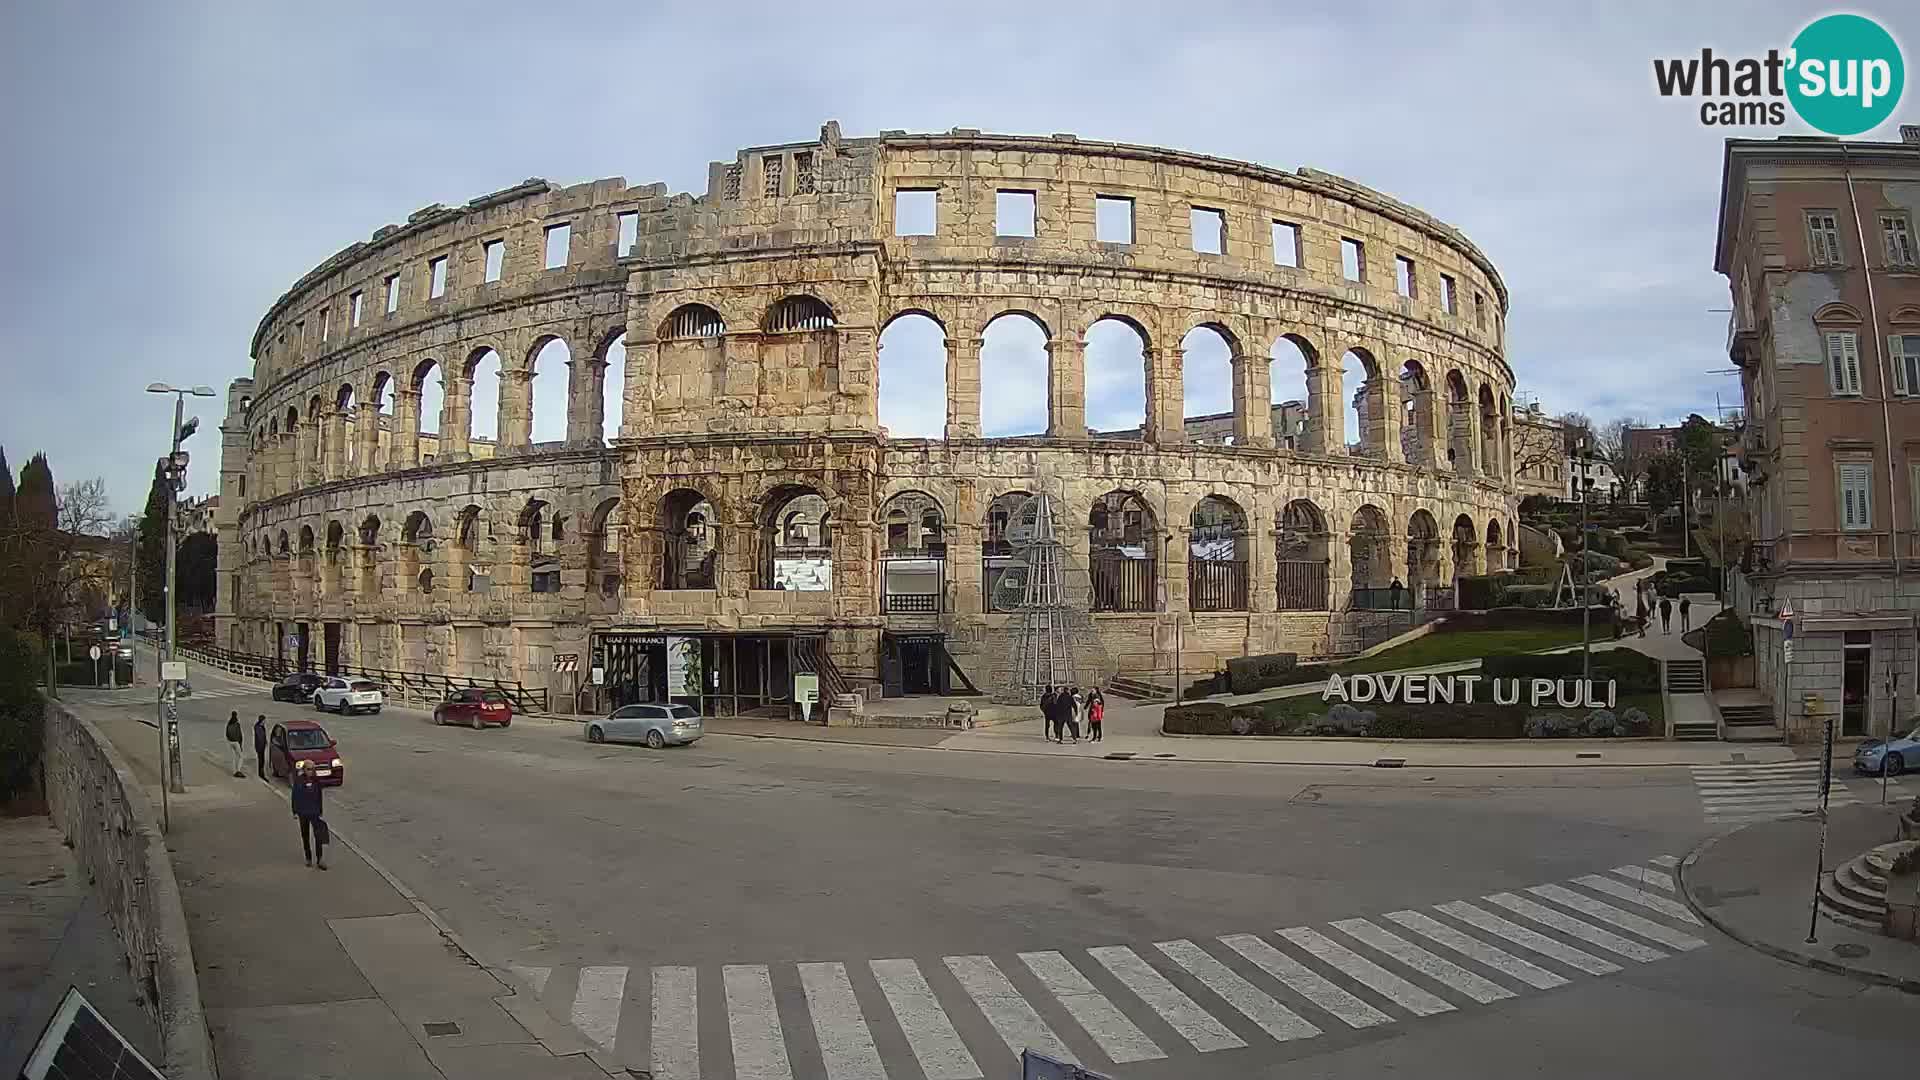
1527, 885, 1709, 951
946, 955, 1077, 1064
510, 964, 551, 997
1019, 951, 1164, 1063
1278, 927, 1454, 1016
1609, 866, 1674, 892
1571, 875, 1702, 925
869, 959, 981, 1080
1382, 910, 1568, 990
1086, 946, 1245, 1052
797, 962, 886, 1080
651, 966, 700, 1080
1649, 855, 1680, 867
1483, 893, 1667, 962
1431, 901, 1621, 975
724, 964, 794, 1080
570, 965, 627, 1051
1327, 919, 1512, 1005
1217, 933, 1393, 1029
1153, 939, 1320, 1043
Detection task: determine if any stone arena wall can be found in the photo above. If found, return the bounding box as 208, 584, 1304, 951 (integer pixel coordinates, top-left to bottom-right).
216, 124, 1519, 703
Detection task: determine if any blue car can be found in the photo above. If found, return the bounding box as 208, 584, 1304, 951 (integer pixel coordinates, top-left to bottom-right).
1854, 724, 1920, 777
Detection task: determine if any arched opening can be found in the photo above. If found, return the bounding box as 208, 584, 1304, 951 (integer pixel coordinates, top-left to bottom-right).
880, 490, 945, 613
455, 505, 486, 592
466, 348, 503, 446
1478, 384, 1499, 478
762, 295, 835, 333
600, 333, 626, 444
1342, 348, 1383, 457
1180, 325, 1234, 435
588, 497, 623, 598
297, 526, 316, 598
520, 500, 560, 593
1445, 370, 1472, 475
983, 490, 1034, 612
980, 312, 1048, 437
878, 313, 946, 439
1275, 499, 1331, 610
283, 406, 300, 480
660, 488, 718, 590
1085, 317, 1147, 437
413, 360, 443, 440
1407, 509, 1442, 595
761, 487, 831, 590
1268, 335, 1315, 451
1189, 494, 1249, 610
417, 567, 434, 595
529, 338, 569, 444
336, 384, 358, 473
324, 520, 344, 597
400, 510, 434, 591
664, 303, 725, 341
277, 530, 290, 557
657, 304, 728, 415
356, 515, 381, 597
1486, 518, 1506, 572
1348, 505, 1392, 598
306, 396, 325, 481
1399, 360, 1434, 467
1452, 513, 1480, 581
1089, 490, 1158, 612
1498, 394, 1513, 481
369, 372, 393, 470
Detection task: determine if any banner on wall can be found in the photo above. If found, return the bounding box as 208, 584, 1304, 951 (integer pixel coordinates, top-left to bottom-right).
666, 636, 702, 698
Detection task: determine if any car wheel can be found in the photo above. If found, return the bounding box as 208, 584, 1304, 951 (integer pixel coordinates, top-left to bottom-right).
1888, 753, 1906, 777
587, 725, 605, 744
470, 713, 484, 730
645, 729, 666, 750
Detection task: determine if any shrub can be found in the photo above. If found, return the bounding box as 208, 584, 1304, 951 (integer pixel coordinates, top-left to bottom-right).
1483, 649, 1661, 694
1224, 652, 1299, 694
1702, 611, 1754, 657
1502, 584, 1555, 608
1456, 575, 1503, 611
0, 632, 46, 804
1162, 702, 1230, 734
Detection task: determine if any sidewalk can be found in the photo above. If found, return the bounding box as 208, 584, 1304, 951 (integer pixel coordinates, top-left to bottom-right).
1680, 803, 1920, 991
70, 699, 614, 1079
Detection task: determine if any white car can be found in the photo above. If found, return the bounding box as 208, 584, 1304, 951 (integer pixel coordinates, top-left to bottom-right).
312, 677, 385, 715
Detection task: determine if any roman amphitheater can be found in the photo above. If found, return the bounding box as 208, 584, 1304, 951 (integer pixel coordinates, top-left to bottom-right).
214, 123, 1518, 714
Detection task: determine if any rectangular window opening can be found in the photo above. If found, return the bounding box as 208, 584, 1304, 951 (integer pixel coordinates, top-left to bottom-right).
350, 291, 363, 327
384, 274, 399, 314
1271, 221, 1300, 267
320, 307, 330, 341
543, 223, 571, 269
1838, 460, 1873, 531
763, 155, 784, 198
428, 256, 448, 299
1439, 273, 1457, 314
1826, 331, 1862, 396
894, 189, 937, 236
1474, 292, 1487, 330
996, 190, 1036, 238
1340, 238, 1365, 282
1895, 333, 1920, 396
1095, 195, 1134, 244
1882, 213, 1917, 267
1190, 207, 1225, 255
617, 212, 639, 257
483, 240, 504, 283
1394, 255, 1416, 298
1807, 211, 1844, 267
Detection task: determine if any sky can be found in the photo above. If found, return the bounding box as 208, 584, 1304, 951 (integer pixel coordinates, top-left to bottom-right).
3, 0, 1912, 515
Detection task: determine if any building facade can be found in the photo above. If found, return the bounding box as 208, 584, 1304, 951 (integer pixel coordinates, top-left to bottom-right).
1718, 131, 1920, 742
216, 125, 1518, 713
1510, 404, 1565, 501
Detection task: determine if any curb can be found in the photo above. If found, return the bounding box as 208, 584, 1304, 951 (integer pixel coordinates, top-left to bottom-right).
1677, 827, 1920, 994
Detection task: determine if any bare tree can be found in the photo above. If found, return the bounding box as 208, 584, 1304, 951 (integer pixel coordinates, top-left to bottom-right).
1, 476, 118, 691
1602, 415, 1651, 496
1510, 413, 1567, 490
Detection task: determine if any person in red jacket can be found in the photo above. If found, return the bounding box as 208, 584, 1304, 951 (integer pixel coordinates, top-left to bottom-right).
1088, 689, 1105, 742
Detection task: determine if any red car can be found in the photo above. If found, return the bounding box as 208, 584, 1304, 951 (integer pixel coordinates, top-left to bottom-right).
433, 688, 514, 729
268, 720, 343, 786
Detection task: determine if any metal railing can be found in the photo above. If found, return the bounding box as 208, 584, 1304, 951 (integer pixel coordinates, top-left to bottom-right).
1091, 554, 1156, 613
1276, 560, 1330, 611
1740, 541, 1775, 574
1188, 560, 1249, 612
170, 642, 550, 713
884, 592, 941, 614
1347, 587, 1412, 611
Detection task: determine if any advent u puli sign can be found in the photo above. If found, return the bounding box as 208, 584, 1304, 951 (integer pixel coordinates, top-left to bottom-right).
1322, 674, 1618, 709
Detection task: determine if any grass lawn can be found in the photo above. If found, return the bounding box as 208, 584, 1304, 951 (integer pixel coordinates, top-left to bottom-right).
1336, 626, 1590, 675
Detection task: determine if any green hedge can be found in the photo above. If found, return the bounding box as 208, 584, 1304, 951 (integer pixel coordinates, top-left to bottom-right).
1225, 652, 1299, 694
1482, 649, 1662, 694
0, 632, 46, 803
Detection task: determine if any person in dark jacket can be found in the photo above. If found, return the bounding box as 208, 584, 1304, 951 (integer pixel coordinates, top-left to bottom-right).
1040, 687, 1059, 742
252, 714, 268, 779
292, 766, 328, 869
1659, 596, 1674, 634
224, 712, 245, 777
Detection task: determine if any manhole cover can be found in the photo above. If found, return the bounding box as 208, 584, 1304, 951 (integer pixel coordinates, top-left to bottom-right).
1832, 943, 1870, 959
422, 1021, 462, 1037
1575, 752, 1602, 759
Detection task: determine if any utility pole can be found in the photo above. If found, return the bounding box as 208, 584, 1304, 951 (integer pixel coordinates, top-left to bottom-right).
147, 382, 214, 818
1682, 456, 1691, 560
1579, 437, 1592, 687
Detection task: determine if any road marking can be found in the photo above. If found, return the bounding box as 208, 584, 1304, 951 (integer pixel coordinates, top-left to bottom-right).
797, 962, 886, 1080
1609, 866, 1674, 892
1527, 885, 1708, 951
1381, 910, 1569, 990
1571, 874, 1701, 925
946, 955, 1077, 1064
1218, 933, 1393, 1029
723, 964, 793, 1080
510, 965, 551, 997
1278, 926, 1455, 1015
1019, 951, 1164, 1063
1086, 945, 1245, 1052
869, 959, 981, 1080
569, 965, 627, 1051
1482, 893, 1667, 962
651, 966, 700, 1080
1649, 854, 1679, 867
1328, 918, 1513, 1005
1153, 939, 1320, 1043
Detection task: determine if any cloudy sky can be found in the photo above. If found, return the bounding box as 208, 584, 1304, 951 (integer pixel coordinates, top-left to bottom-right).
2, 1, 1910, 514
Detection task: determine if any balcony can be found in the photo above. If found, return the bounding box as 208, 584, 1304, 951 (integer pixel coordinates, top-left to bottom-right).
1740, 541, 1775, 575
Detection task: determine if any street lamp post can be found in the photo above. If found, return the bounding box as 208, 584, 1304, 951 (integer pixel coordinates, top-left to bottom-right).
1579, 439, 1594, 687
147, 383, 215, 819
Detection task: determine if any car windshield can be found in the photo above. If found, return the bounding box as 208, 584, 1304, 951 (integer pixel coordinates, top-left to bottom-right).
350, 681, 379, 692
285, 729, 330, 750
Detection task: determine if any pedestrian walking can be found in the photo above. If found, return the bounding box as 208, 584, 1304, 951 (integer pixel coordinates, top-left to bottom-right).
1088, 689, 1104, 742
1659, 596, 1673, 634
292, 765, 328, 870
224, 711, 245, 777
1636, 591, 1648, 638
1040, 686, 1059, 742
1065, 687, 1084, 742
1679, 595, 1693, 632
252, 714, 267, 779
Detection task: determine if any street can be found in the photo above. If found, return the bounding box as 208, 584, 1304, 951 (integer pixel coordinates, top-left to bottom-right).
64, 652, 1919, 1079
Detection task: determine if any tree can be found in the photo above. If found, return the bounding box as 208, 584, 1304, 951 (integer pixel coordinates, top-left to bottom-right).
177, 532, 218, 613
0, 459, 117, 692
1601, 415, 1649, 496
1676, 413, 1722, 499
137, 459, 169, 625
1644, 450, 1683, 518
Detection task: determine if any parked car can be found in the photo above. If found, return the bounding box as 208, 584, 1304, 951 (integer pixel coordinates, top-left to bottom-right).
434, 688, 514, 729
272, 672, 328, 703
268, 720, 343, 786
1854, 724, 1919, 777
585, 703, 703, 749
313, 676, 385, 715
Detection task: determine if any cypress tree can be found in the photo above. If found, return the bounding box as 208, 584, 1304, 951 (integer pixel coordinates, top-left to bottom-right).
137, 459, 170, 625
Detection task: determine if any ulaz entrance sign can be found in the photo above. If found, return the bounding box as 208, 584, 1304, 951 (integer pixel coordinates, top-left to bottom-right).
1323, 673, 1618, 709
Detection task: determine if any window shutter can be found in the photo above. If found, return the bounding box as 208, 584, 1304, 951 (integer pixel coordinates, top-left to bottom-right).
1843, 337, 1862, 396
1839, 463, 1872, 530
1893, 335, 1910, 397
1828, 220, 1845, 265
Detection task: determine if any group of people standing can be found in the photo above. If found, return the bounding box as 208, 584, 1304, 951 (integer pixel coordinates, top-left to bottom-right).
224, 709, 329, 870
1040, 686, 1103, 743
1630, 580, 1692, 637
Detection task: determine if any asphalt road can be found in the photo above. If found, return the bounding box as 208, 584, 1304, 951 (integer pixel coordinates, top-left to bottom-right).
88, 661, 1920, 1079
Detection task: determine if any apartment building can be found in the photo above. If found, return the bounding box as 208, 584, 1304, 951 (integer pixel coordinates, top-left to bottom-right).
1717, 129, 1920, 742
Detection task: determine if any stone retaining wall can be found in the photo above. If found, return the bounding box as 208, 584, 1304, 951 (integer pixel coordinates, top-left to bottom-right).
41, 700, 215, 1079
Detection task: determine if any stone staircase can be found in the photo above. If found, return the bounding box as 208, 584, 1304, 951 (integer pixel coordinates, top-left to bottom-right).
1108, 674, 1173, 701
1819, 841, 1920, 932
1665, 658, 1706, 693
1718, 701, 1778, 742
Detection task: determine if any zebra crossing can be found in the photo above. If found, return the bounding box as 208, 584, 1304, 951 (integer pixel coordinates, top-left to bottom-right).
1690, 760, 1917, 825
506, 857, 1705, 1078
65, 683, 268, 708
